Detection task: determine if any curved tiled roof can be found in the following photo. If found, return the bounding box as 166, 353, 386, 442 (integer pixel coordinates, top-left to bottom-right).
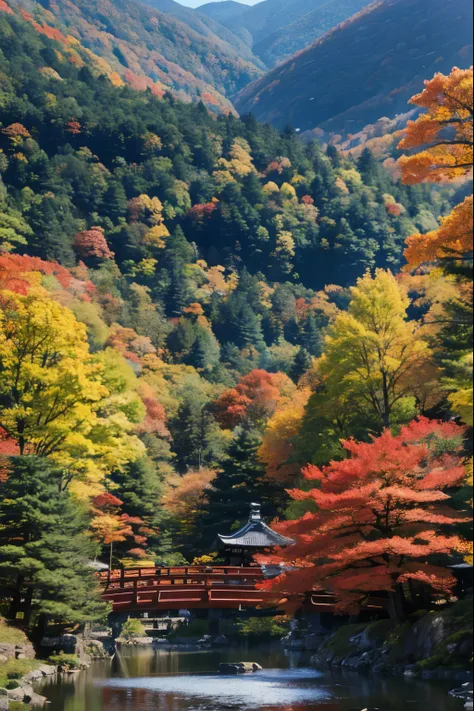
218, 503, 295, 549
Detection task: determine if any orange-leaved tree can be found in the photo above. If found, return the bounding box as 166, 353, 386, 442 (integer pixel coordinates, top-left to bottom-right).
90, 493, 149, 568
398, 67, 473, 185
213, 369, 296, 430
258, 418, 470, 621
398, 67, 473, 269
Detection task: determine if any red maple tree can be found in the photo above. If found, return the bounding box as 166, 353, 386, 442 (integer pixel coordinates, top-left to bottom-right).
213, 369, 294, 429
73, 227, 114, 262
258, 418, 470, 620
0, 254, 73, 294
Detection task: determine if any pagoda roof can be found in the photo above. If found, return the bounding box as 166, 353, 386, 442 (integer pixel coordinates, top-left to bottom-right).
218, 503, 295, 549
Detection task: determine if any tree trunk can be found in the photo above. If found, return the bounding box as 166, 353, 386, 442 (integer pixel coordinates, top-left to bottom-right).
388, 584, 405, 624
7, 575, 24, 621
381, 371, 390, 429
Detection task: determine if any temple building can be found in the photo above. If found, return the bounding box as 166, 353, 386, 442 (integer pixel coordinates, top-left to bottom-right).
217, 503, 295, 566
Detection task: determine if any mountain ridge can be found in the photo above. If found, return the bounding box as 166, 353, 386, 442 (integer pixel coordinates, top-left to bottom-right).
199, 0, 374, 65
5, 0, 264, 111
234, 0, 473, 134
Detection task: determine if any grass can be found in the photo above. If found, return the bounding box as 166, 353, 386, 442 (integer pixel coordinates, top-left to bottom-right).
0, 659, 42, 689
0, 618, 30, 646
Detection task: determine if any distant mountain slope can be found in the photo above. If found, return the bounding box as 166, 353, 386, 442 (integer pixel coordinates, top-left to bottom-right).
253, 0, 371, 66
199, 0, 373, 65
198, 0, 250, 23
6, 0, 263, 111
234, 0, 473, 133
198, 0, 254, 45
141, 0, 261, 60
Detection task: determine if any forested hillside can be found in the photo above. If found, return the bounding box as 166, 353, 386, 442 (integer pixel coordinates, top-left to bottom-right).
4, 0, 263, 113
235, 0, 473, 134
200, 0, 373, 66
0, 4, 472, 629
252, 0, 370, 66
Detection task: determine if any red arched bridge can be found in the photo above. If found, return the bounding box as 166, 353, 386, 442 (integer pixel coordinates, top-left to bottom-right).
99, 566, 387, 614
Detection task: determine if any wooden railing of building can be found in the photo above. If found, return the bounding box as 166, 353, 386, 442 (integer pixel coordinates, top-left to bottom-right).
98, 566, 388, 614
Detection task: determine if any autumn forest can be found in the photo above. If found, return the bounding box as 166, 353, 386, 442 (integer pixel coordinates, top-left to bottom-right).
0, 0, 472, 696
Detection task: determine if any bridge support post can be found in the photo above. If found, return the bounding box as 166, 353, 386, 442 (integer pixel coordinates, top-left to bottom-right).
207, 608, 222, 636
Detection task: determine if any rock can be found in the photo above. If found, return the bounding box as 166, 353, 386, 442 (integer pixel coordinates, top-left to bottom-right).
22, 687, 48, 706
304, 633, 326, 651
116, 636, 152, 646
0, 655, 8, 664
0, 644, 16, 660
0, 688, 8, 711
8, 684, 28, 702
84, 639, 108, 659
197, 634, 229, 648
23, 669, 45, 682
38, 664, 57, 676
219, 662, 262, 675
15, 643, 35, 660
60, 635, 78, 653
450, 682, 473, 701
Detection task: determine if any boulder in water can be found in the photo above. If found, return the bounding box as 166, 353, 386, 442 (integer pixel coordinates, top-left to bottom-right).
219, 662, 262, 675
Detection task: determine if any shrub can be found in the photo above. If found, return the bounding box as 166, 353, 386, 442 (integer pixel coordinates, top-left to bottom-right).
48, 653, 82, 669
169, 619, 209, 640
120, 618, 146, 640
236, 616, 291, 640
5, 680, 20, 690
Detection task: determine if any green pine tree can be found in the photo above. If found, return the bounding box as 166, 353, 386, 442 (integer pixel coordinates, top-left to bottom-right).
188, 325, 221, 373
197, 427, 286, 550
303, 314, 324, 357
289, 347, 313, 383
0, 457, 108, 629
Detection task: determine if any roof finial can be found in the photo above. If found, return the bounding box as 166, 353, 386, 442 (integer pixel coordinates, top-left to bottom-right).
249, 502, 262, 522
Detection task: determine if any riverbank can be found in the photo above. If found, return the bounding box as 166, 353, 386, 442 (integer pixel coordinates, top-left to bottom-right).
307, 598, 472, 681
0, 619, 109, 708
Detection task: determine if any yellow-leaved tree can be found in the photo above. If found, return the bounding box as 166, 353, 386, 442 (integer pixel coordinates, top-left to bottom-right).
0, 288, 144, 493
319, 270, 441, 429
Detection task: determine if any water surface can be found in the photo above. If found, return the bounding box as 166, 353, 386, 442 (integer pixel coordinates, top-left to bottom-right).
37, 645, 464, 711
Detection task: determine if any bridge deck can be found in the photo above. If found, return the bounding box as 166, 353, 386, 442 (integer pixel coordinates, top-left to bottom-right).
99, 566, 387, 613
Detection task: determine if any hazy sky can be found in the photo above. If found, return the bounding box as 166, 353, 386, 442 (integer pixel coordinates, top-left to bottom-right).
176, 0, 261, 7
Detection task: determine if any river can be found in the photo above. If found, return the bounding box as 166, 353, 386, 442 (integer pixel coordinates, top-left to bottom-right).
36, 645, 464, 711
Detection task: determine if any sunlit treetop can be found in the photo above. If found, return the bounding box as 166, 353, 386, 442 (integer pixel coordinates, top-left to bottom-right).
398, 67, 473, 184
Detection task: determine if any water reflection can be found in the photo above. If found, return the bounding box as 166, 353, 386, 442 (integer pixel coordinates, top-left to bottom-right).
36, 646, 464, 711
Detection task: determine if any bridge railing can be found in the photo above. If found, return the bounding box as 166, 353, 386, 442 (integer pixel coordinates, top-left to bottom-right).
98, 566, 389, 613
99, 566, 265, 591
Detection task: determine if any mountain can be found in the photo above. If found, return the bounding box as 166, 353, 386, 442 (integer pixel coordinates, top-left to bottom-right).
6, 0, 263, 112
234, 0, 473, 134
140, 0, 261, 60
253, 0, 371, 66
198, 0, 254, 45
199, 0, 373, 65
198, 0, 250, 23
